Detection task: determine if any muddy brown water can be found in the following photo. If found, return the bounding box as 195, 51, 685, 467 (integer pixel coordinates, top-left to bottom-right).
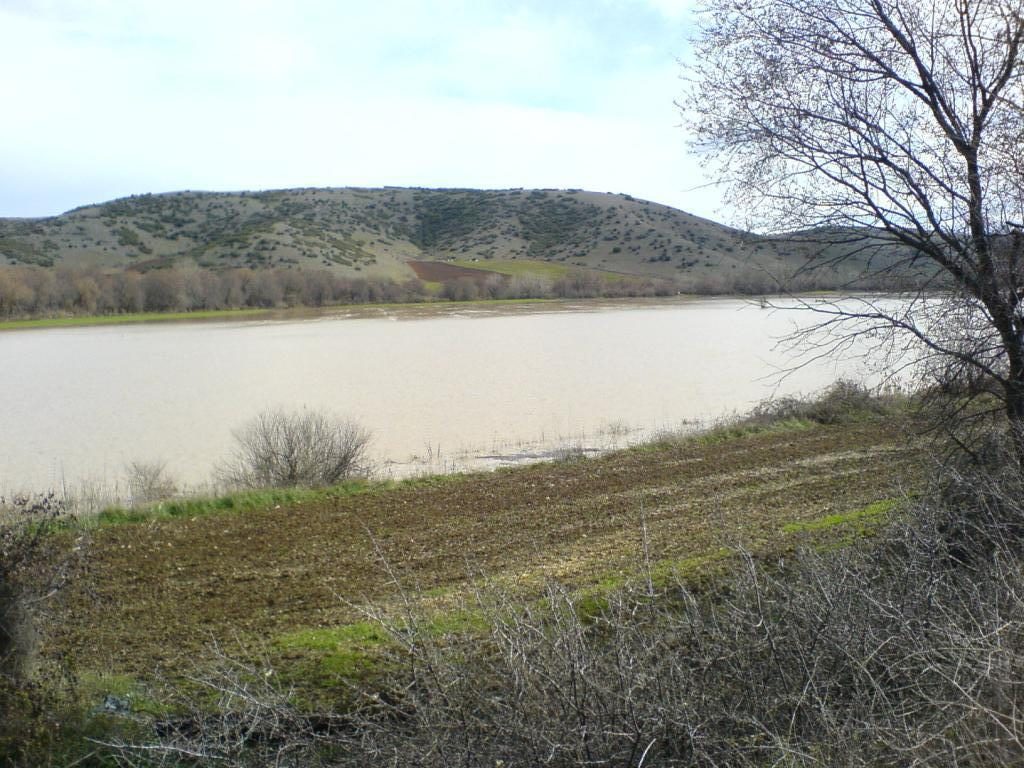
0, 297, 899, 493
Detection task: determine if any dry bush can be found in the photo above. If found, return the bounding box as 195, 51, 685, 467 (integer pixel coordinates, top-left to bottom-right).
551, 440, 589, 463
1, 493, 85, 764
125, 461, 178, 507
748, 379, 893, 425
0, 493, 70, 679
217, 408, 371, 490
94, 651, 347, 768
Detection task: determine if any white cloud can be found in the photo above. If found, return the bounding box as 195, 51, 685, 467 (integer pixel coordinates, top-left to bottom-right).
0, 0, 719, 219
635, 0, 701, 19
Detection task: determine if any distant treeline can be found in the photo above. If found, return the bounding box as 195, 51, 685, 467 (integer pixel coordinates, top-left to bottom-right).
0, 266, 678, 318
677, 264, 933, 295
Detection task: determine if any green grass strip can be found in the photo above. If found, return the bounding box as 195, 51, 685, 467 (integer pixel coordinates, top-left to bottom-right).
781, 498, 900, 534
91, 470, 484, 527
0, 308, 270, 331
0, 297, 569, 332
95, 480, 374, 525
695, 417, 818, 445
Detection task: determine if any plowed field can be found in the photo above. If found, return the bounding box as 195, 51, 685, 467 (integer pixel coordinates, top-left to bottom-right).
51, 419, 921, 680
407, 260, 502, 283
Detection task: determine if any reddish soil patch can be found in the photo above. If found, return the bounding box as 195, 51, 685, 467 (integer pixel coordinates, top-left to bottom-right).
125, 256, 178, 272
408, 260, 504, 284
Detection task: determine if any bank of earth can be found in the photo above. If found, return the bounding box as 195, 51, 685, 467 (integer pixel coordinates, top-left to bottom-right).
49, 414, 922, 696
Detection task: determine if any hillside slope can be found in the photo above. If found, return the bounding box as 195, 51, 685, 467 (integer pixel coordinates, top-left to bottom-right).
0, 187, 909, 290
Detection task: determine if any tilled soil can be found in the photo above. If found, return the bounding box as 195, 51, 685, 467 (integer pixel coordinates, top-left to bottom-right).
407, 260, 501, 284
51, 420, 921, 677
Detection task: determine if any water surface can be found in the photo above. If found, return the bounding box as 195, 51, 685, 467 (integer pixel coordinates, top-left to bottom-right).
0, 297, 891, 493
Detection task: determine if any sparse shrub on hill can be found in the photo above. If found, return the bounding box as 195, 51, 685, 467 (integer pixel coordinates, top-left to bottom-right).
216, 408, 371, 489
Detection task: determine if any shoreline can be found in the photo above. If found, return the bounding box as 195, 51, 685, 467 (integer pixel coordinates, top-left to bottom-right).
0, 292, 860, 332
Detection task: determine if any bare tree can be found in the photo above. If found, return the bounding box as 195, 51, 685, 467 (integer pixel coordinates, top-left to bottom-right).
685, 0, 1024, 455
141, 269, 184, 312
125, 460, 178, 506
217, 408, 372, 489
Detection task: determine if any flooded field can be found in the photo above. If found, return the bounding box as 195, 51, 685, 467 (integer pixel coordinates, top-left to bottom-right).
0, 297, 897, 493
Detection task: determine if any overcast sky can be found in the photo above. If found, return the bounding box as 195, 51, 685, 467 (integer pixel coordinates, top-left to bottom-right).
0, 0, 717, 219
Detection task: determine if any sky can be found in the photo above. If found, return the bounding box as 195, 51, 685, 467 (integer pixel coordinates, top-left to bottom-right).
0, 0, 717, 220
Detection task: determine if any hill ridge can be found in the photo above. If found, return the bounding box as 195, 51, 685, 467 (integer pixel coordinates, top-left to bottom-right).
0, 186, 909, 295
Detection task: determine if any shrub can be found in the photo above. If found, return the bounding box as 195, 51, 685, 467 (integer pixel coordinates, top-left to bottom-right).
217, 408, 371, 489
125, 461, 177, 507
749, 379, 891, 425
1, 493, 84, 763
1, 493, 67, 679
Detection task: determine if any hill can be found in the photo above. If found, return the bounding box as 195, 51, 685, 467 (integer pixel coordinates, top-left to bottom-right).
0, 187, 912, 294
